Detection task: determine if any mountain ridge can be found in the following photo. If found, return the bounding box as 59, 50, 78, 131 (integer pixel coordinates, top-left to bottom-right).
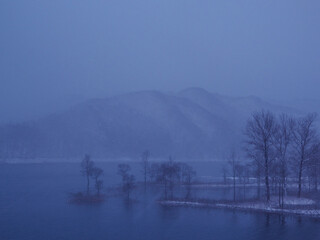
0, 88, 304, 161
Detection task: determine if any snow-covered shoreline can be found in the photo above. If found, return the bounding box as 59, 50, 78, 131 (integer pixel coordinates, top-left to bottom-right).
0, 158, 138, 164
1, 158, 225, 164
159, 198, 320, 218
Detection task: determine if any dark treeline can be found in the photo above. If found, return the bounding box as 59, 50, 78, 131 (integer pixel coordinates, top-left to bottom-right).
116, 155, 195, 201
141, 155, 196, 200
71, 152, 196, 204
227, 110, 320, 207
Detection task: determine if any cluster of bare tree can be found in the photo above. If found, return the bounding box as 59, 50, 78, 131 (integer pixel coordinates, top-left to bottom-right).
77, 151, 196, 202
141, 153, 196, 199
242, 110, 320, 205
81, 154, 104, 196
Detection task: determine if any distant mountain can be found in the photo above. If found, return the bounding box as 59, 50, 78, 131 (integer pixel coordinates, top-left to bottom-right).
0, 88, 303, 161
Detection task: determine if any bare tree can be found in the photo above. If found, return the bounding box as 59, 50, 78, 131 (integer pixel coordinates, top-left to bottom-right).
307, 143, 320, 191
123, 174, 135, 199
234, 163, 250, 200
245, 110, 277, 202
272, 114, 295, 207
81, 154, 94, 195
222, 165, 228, 185
292, 113, 318, 198
118, 163, 130, 179
95, 180, 103, 196
242, 163, 251, 199
117, 163, 135, 199
180, 163, 196, 199
149, 162, 160, 183
91, 167, 103, 196
166, 157, 181, 199
234, 163, 243, 198
141, 150, 150, 189
156, 157, 180, 199
228, 150, 237, 202
250, 152, 263, 199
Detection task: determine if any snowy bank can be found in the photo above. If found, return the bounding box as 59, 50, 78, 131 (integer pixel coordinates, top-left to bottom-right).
159, 197, 320, 218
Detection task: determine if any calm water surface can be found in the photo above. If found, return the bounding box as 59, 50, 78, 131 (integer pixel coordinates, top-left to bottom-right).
0, 162, 320, 240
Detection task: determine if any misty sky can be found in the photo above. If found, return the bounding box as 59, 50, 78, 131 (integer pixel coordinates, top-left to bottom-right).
1, 1, 320, 122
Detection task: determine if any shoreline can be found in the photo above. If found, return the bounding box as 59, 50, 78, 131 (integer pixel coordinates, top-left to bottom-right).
159, 199, 320, 219
0, 158, 225, 164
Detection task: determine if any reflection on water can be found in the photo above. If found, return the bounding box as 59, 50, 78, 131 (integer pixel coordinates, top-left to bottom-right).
0, 162, 320, 240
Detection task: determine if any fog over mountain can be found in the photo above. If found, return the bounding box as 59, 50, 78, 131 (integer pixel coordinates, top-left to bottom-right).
0, 88, 305, 161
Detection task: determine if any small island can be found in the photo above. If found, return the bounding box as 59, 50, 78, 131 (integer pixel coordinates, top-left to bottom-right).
69, 154, 105, 204
69, 154, 137, 204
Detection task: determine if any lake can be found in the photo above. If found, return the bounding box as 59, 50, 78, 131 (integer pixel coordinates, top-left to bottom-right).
0, 162, 320, 240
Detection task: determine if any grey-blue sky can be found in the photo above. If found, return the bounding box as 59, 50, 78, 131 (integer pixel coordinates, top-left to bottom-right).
1, 0, 320, 122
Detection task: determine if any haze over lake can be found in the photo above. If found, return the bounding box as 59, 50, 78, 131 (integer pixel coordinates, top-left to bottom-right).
1, 1, 320, 239
1, 162, 320, 240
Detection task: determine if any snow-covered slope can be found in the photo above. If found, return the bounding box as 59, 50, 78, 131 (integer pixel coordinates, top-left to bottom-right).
0, 88, 302, 160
